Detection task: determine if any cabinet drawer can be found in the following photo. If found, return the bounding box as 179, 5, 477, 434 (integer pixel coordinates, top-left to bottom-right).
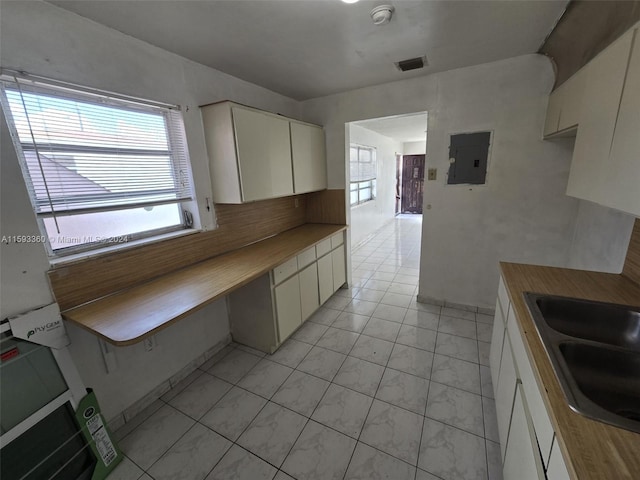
330, 232, 344, 249
316, 238, 332, 257
273, 257, 298, 285
297, 247, 316, 270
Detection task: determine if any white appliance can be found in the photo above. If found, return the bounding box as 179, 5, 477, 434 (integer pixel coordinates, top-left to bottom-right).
0, 317, 92, 480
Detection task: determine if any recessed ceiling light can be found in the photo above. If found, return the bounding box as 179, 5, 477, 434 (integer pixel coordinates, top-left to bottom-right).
341, 0, 360, 4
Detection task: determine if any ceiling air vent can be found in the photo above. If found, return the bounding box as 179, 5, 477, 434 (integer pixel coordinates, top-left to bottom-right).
396, 56, 427, 72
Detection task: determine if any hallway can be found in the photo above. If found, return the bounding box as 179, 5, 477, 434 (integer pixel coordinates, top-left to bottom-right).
111, 215, 502, 480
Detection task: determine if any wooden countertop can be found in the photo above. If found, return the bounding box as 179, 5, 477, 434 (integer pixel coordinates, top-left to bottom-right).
62, 223, 346, 346
500, 262, 640, 480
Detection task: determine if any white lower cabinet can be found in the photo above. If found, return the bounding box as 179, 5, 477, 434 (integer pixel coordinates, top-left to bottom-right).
299, 263, 320, 321
490, 274, 570, 479
547, 437, 571, 480
228, 231, 347, 353
317, 254, 333, 304
331, 244, 346, 291
489, 297, 506, 396
503, 384, 546, 480
274, 274, 302, 341
495, 332, 518, 460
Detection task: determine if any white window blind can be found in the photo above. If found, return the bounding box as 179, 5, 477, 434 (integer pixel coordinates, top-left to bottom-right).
0, 75, 194, 254
350, 144, 376, 182
349, 144, 377, 206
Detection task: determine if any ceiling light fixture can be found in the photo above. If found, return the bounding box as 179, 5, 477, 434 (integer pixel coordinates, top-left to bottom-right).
341, 0, 359, 4
370, 5, 394, 25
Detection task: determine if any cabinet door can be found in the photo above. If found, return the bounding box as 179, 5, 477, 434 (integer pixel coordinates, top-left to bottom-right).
508, 308, 554, 466
557, 68, 586, 131
503, 384, 545, 480
566, 29, 634, 205
299, 263, 320, 321
274, 274, 302, 342
547, 438, 570, 480
317, 254, 333, 304
489, 298, 506, 398
291, 122, 327, 194
603, 28, 640, 216
496, 334, 518, 460
543, 88, 562, 136
331, 245, 346, 292
232, 106, 294, 202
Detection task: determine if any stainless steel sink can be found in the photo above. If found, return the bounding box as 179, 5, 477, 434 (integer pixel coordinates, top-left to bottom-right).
524, 293, 640, 434
533, 295, 640, 351
558, 343, 640, 423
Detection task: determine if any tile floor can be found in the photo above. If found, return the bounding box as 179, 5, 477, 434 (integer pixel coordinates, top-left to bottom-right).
111, 215, 502, 480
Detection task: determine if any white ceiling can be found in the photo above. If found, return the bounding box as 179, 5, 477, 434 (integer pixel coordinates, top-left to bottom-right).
355, 112, 428, 142
48, 0, 568, 101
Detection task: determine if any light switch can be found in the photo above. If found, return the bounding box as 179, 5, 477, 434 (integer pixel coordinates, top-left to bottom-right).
428, 168, 437, 181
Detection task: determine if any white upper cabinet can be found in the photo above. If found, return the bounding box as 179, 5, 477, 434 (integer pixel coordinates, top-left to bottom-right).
566, 28, 634, 209
544, 24, 640, 217
201, 101, 326, 204
602, 29, 640, 215
233, 106, 294, 202
291, 121, 327, 194
543, 68, 586, 137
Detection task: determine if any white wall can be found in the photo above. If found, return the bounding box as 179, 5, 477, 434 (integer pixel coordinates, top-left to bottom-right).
302, 55, 589, 309
567, 201, 635, 272
403, 141, 426, 155
0, 1, 300, 420
349, 124, 401, 247
2, 1, 635, 419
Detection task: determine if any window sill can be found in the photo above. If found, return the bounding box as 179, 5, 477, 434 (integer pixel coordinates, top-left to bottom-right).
49, 228, 201, 267
350, 199, 376, 209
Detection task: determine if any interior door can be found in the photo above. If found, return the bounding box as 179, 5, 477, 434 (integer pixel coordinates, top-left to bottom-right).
401, 155, 425, 214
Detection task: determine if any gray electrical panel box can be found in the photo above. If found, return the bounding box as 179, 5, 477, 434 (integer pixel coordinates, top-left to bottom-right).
447, 132, 490, 185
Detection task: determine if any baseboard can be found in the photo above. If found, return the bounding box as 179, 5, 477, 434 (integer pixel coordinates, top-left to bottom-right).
108, 335, 232, 434
416, 294, 496, 316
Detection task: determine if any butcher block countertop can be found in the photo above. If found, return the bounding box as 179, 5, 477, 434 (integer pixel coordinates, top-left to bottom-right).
62, 223, 346, 346
500, 262, 640, 480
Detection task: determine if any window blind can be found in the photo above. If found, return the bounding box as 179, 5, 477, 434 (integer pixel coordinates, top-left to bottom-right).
0, 77, 193, 222
350, 145, 377, 182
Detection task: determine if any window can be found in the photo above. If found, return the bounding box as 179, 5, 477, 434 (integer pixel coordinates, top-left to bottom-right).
350, 144, 377, 206
0, 76, 194, 256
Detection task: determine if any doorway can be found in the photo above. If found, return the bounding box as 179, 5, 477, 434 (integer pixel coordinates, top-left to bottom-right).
347, 111, 427, 247
395, 154, 402, 215
399, 154, 425, 214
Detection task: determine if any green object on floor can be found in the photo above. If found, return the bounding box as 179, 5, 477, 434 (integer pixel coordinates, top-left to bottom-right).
75, 389, 123, 479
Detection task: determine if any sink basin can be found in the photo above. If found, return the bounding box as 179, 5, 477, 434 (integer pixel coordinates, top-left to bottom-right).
559, 343, 640, 424
524, 293, 640, 434
533, 295, 640, 351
